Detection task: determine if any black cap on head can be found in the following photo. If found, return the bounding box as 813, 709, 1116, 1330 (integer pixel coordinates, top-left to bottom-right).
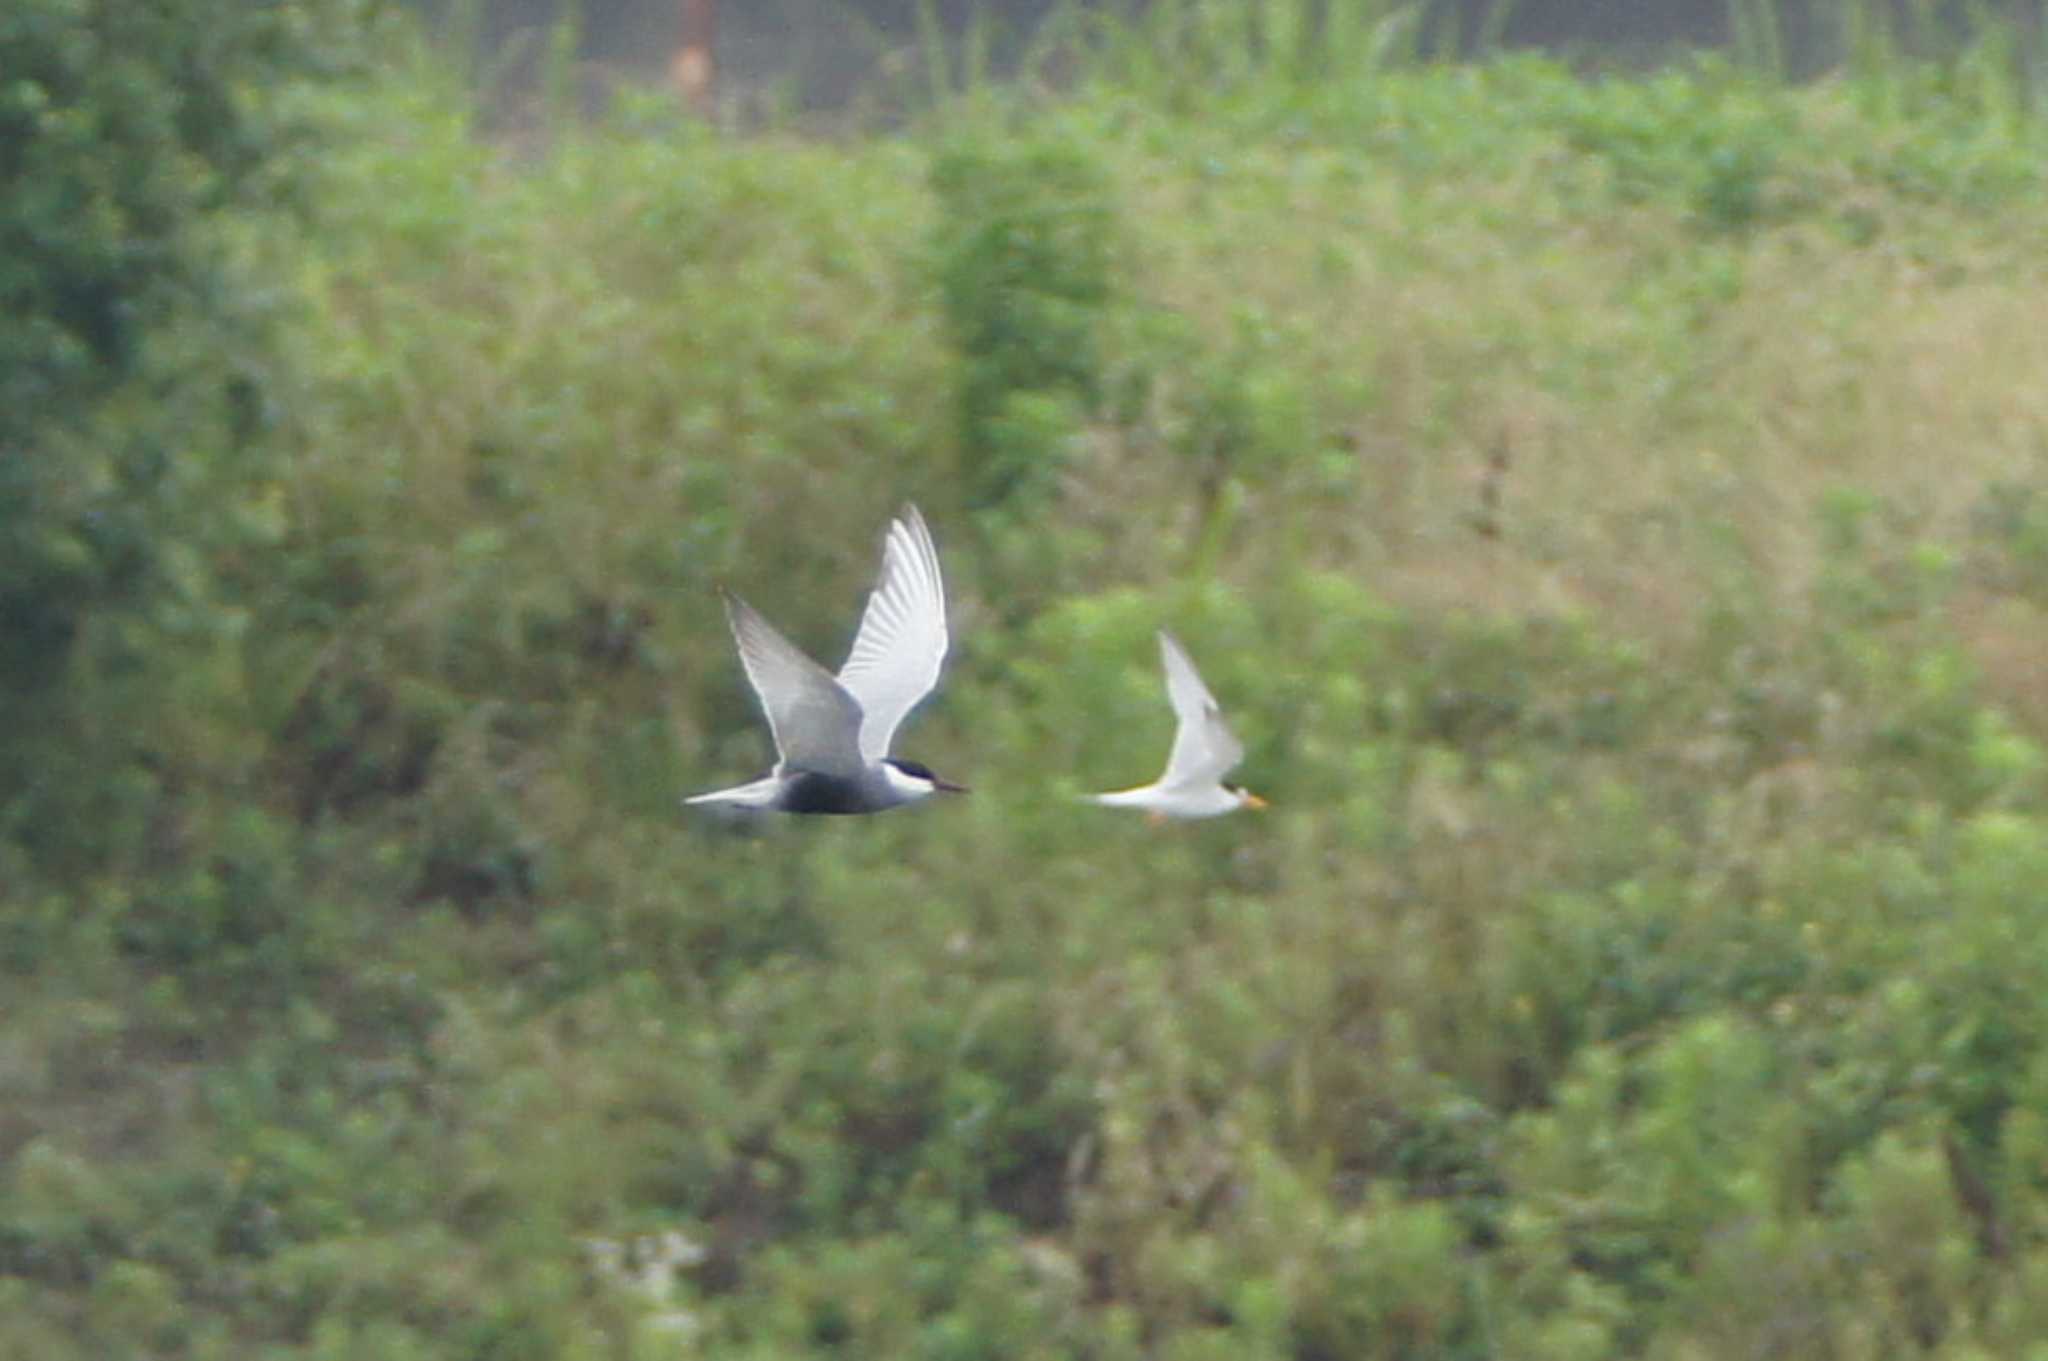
888, 757, 969, 794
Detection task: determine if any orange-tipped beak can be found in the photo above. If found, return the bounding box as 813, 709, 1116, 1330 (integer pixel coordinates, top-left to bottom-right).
1243, 792, 1270, 810
935, 777, 971, 794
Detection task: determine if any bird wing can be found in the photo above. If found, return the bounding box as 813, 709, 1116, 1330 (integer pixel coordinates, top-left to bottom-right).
835, 504, 950, 761
722, 590, 867, 777
1155, 629, 1244, 790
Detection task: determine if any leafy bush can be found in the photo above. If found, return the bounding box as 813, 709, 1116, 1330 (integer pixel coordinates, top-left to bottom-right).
0, 0, 367, 867
932, 132, 1118, 510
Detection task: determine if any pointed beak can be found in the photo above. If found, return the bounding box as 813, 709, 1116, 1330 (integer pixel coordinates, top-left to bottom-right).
935, 777, 971, 794
1242, 792, 1270, 810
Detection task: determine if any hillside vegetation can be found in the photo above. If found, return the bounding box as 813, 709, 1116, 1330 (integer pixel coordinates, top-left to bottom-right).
10, 4, 2048, 1356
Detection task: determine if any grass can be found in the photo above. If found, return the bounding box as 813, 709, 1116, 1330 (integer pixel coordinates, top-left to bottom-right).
10, 3, 2048, 1357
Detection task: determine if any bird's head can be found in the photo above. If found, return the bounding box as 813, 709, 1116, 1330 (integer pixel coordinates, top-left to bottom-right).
883, 757, 970, 801
1227, 784, 1270, 811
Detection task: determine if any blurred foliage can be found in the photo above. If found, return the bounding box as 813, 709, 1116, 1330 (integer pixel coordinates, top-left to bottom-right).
932, 133, 1118, 512
0, 0, 374, 867
9, 0, 2048, 1356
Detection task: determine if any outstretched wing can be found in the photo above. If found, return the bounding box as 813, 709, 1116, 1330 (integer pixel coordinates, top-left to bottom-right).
1155, 630, 1244, 790
722, 590, 866, 777
835, 504, 950, 760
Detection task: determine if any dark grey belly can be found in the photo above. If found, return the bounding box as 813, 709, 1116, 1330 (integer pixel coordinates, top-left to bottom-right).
778, 770, 879, 815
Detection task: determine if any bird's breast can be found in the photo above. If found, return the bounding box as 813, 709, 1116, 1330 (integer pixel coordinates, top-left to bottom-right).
778, 769, 886, 815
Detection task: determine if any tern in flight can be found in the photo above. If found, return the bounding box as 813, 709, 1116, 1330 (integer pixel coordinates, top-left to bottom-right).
686, 505, 966, 814
1088, 630, 1267, 820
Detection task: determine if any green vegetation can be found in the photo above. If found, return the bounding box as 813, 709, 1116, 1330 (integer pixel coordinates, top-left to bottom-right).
9, 1, 2048, 1355
0, 0, 371, 864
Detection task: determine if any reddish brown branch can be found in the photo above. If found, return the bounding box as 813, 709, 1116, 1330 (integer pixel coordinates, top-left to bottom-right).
671, 0, 716, 113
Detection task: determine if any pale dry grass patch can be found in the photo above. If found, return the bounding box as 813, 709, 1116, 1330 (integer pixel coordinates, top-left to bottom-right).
1097, 102, 2048, 674
1732, 235, 2045, 460
1112, 144, 1771, 641
1953, 591, 2048, 728
1115, 149, 1682, 609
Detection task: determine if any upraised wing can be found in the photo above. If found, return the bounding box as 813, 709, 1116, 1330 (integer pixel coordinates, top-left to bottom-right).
722, 590, 866, 777
836, 504, 950, 760
1155, 630, 1244, 790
